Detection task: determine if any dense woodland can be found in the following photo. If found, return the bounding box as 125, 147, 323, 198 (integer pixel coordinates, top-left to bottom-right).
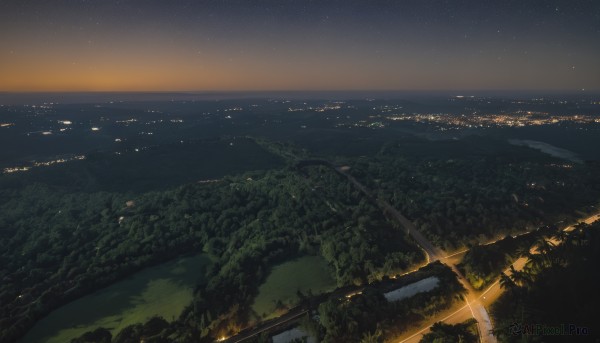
349, 136, 600, 250
492, 221, 600, 342
2, 133, 600, 343
0, 161, 422, 343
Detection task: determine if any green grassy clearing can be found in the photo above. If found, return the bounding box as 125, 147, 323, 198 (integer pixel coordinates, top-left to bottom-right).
21, 254, 211, 343
251, 255, 336, 319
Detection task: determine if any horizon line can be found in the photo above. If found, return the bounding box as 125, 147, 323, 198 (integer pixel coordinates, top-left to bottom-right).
0, 89, 598, 94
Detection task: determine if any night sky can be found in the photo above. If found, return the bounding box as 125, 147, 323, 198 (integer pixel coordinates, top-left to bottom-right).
1, 0, 599, 92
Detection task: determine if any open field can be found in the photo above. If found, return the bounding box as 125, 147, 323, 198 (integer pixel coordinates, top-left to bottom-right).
21, 254, 211, 343
251, 255, 336, 319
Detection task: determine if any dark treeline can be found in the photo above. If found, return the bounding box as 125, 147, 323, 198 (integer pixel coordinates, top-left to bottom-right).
492, 221, 600, 342
0, 137, 284, 194
419, 319, 478, 343
349, 136, 600, 250
458, 226, 556, 290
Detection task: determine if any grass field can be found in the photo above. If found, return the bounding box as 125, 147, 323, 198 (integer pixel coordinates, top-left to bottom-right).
21, 254, 211, 343
251, 255, 336, 319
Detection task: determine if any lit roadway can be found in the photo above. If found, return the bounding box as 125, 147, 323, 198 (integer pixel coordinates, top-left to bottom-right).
335, 167, 498, 343
393, 211, 600, 343
336, 163, 596, 343
371, 188, 496, 337
223, 159, 599, 343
